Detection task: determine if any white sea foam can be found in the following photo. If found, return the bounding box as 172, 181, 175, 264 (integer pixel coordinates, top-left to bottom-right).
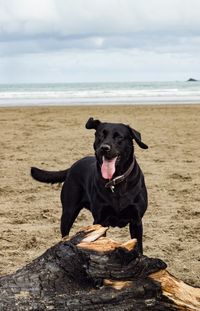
0, 82, 200, 106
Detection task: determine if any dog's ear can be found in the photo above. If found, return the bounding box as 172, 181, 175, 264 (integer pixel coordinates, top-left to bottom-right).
128, 126, 148, 149
85, 117, 101, 130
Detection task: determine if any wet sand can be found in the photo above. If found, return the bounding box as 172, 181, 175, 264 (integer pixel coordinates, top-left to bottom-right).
0, 104, 199, 286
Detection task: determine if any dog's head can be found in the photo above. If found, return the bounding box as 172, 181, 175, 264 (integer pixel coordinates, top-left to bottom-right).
86, 117, 148, 180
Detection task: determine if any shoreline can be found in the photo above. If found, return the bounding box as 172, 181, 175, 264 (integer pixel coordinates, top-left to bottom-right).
0, 101, 200, 109
1, 81, 200, 108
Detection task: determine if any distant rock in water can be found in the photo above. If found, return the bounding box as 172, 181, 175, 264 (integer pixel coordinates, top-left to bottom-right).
187, 78, 198, 82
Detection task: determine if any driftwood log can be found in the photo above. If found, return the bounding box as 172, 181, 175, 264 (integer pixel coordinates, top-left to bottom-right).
0, 225, 199, 311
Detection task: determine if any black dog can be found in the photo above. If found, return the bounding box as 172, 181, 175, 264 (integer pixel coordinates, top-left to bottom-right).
31, 118, 148, 253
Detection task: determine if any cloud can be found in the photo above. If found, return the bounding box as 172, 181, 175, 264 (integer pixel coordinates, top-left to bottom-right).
1, 47, 198, 83
0, 0, 200, 82
1, 0, 200, 39
0, 0, 57, 35
0, 0, 200, 56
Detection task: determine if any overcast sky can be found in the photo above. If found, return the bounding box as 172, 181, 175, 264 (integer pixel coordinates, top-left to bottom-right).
0, 0, 200, 83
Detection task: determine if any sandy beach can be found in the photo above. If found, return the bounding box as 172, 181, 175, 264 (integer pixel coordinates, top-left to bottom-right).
0, 104, 199, 286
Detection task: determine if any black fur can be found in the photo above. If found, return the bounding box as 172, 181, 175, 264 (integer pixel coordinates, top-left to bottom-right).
31, 118, 148, 253
31, 167, 68, 184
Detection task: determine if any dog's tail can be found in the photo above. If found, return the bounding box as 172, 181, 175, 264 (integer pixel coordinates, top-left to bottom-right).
31, 167, 68, 184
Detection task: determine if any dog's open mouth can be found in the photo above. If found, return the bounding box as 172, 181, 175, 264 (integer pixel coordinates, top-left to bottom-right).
101, 156, 119, 180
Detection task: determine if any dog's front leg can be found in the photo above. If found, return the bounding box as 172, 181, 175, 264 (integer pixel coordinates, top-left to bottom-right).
129, 221, 143, 254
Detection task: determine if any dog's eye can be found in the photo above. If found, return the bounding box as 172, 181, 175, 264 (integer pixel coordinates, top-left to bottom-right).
113, 132, 124, 141
95, 131, 105, 143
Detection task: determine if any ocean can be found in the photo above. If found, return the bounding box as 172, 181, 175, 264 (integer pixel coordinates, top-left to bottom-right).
0, 81, 200, 107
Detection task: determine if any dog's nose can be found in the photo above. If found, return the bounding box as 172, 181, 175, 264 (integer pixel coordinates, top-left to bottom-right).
100, 144, 111, 152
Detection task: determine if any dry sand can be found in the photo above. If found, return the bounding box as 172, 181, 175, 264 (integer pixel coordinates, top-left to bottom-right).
0, 104, 199, 286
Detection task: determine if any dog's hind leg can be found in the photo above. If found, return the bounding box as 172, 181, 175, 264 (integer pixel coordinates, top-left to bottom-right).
129, 221, 143, 254
60, 180, 83, 238
61, 207, 81, 237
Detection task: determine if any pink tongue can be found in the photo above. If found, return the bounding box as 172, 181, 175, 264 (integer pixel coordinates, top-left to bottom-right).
101, 156, 117, 180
